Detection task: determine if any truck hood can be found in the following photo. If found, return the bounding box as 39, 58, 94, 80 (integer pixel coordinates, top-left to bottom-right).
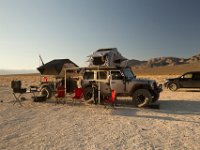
135, 78, 156, 84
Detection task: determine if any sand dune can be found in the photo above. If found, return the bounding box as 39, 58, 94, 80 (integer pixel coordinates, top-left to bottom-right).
0, 75, 200, 149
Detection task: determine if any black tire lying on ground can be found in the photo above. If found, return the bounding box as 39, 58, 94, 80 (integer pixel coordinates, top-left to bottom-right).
132, 89, 152, 107
33, 95, 47, 102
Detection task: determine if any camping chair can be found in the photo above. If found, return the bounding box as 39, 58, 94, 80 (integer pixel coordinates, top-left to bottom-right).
11, 80, 27, 106
72, 88, 84, 105
104, 90, 116, 108
55, 85, 65, 104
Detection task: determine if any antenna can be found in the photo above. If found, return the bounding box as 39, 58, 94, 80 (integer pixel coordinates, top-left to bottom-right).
39, 54, 44, 65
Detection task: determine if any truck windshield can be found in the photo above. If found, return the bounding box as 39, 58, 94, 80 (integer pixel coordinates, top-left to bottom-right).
123, 68, 135, 80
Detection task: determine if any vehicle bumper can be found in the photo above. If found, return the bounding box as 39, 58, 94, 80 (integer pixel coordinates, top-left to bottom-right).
156, 84, 163, 93
151, 85, 162, 97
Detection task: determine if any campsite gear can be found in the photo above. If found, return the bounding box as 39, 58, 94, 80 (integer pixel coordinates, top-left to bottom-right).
30, 86, 39, 92
11, 80, 27, 106
37, 59, 78, 76
72, 88, 84, 105
43, 76, 48, 82
88, 48, 127, 67
55, 83, 66, 104
104, 90, 116, 108
33, 95, 47, 102
37, 59, 79, 99
29, 86, 45, 102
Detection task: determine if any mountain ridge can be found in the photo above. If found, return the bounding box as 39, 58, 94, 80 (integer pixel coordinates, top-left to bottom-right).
129, 53, 200, 68
129, 53, 200, 75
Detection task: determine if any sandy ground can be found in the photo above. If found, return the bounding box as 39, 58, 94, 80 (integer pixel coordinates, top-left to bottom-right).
0, 75, 200, 150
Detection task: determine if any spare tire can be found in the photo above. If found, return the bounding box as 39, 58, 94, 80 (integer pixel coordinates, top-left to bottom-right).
132, 89, 152, 107
83, 87, 93, 100
40, 86, 52, 99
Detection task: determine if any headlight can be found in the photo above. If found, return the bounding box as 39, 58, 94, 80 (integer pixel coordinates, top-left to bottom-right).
150, 81, 155, 90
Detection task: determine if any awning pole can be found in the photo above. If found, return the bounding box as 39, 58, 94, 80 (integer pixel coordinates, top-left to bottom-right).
98, 66, 101, 104
65, 69, 67, 99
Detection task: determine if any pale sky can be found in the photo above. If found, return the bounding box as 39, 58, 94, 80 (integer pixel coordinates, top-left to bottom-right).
0, 0, 200, 70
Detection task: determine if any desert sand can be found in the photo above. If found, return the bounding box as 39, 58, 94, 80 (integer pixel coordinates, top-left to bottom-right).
0, 75, 200, 150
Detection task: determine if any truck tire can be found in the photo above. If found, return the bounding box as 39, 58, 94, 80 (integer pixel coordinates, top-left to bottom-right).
132, 89, 152, 107
40, 86, 52, 99
83, 87, 93, 100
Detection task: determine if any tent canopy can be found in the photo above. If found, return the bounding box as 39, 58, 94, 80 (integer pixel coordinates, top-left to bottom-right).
37, 59, 78, 76
88, 48, 127, 67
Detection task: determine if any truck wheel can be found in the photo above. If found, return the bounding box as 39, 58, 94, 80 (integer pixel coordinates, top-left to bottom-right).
168, 83, 178, 91
133, 89, 152, 107
40, 86, 52, 99
152, 93, 160, 103
83, 87, 93, 100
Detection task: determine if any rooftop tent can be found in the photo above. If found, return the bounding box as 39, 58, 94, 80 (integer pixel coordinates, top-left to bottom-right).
37, 59, 79, 76
88, 48, 127, 67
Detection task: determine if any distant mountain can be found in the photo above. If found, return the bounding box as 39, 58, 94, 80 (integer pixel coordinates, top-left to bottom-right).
130, 53, 200, 68
130, 53, 200, 75
124, 59, 147, 66
0, 69, 38, 75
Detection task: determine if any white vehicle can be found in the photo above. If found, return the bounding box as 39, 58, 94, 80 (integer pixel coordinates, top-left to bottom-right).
82, 67, 162, 107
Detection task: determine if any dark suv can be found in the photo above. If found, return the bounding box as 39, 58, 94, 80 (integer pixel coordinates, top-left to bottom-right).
164, 71, 200, 91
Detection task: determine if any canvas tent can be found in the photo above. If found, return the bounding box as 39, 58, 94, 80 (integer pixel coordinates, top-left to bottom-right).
88, 48, 127, 67
37, 59, 79, 76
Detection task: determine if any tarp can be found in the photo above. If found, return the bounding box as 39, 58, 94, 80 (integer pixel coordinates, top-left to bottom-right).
37, 59, 78, 76
88, 48, 127, 67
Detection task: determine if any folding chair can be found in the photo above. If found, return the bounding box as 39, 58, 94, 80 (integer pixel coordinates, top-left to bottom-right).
55, 85, 65, 104
104, 90, 116, 108
11, 80, 27, 106
72, 88, 84, 105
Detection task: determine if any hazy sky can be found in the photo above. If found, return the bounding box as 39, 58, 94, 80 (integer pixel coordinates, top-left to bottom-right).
0, 0, 200, 70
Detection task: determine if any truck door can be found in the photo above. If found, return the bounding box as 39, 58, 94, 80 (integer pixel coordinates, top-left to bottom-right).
110, 70, 125, 94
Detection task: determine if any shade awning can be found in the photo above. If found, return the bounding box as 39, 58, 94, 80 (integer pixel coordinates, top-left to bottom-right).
37, 59, 78, 76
